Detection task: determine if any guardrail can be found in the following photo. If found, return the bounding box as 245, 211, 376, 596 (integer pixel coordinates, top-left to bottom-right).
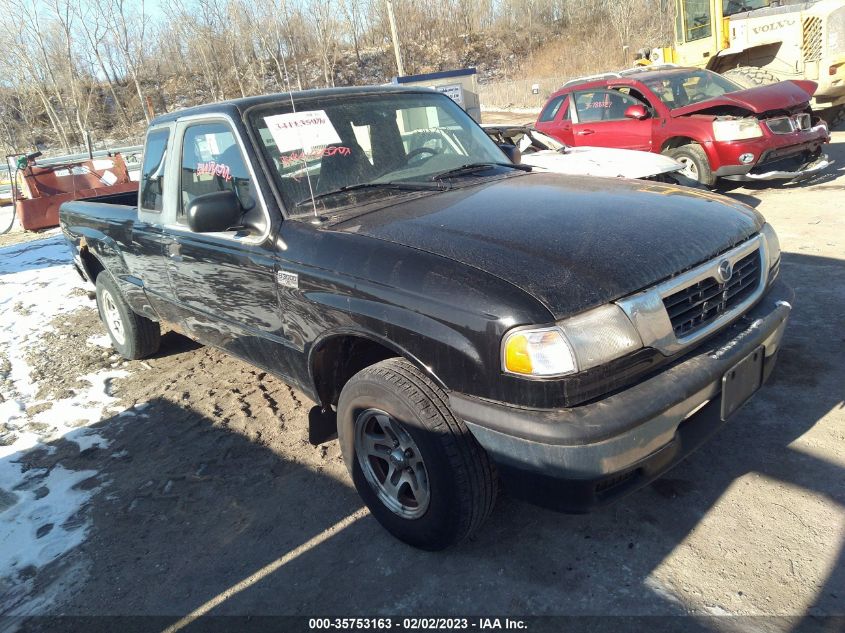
29, 144, 144, 169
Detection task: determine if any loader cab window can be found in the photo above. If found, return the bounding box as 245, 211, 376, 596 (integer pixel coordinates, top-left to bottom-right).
681, 0, 712, 41
723, 0, 771, 17
140, 128, 169, 213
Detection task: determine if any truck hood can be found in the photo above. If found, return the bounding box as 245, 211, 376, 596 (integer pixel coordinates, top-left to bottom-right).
333, 173, 763, 319
671, 80, 817, 117
521, 146, 682, 179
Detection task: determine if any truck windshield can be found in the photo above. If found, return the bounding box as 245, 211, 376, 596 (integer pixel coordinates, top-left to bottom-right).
642, 69, 743, 109
249, 92, 512, 215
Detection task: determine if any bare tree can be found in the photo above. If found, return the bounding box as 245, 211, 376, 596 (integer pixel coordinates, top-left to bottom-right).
75, 0, 132, 129
0, 0, 675, 154
102, 0, 151, 123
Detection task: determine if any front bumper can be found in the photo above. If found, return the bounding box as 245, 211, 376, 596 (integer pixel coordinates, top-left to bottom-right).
450, 279, 793, 512
722, 153, 834, 182
711, 126, 830, 181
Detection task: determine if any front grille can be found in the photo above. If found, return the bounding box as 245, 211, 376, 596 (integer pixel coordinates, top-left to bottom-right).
803, 16, 823, 62
766, 113, 812, 135
663, 250, 762, 338
767, 117, 794, 134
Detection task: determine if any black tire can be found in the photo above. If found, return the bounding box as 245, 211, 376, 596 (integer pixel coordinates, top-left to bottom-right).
665, 145, 716, 187
94, 273, 161, 360
723, 66, 779, 89
337, 358, 497, 550
661, 172, 708, 190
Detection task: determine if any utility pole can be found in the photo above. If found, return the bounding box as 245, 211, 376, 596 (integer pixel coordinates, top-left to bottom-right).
386, 0, 405, 77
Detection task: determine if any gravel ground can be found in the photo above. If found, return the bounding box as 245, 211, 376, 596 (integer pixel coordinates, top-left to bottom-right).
0, 131, 843, 633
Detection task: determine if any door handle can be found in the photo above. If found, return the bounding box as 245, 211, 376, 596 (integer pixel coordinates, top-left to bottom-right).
576, 129, 595, 136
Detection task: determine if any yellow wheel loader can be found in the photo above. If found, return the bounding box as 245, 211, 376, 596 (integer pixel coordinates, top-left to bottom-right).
642, 0, 845, 125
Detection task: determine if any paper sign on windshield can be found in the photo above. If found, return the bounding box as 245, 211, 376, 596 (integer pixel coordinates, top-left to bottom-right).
264, 110, 341, 153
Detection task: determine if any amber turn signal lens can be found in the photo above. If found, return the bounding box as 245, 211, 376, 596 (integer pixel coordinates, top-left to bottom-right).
502, 328, 576, 376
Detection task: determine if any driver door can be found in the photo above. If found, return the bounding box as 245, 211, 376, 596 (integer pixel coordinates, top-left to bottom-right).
163, 118, 285, 368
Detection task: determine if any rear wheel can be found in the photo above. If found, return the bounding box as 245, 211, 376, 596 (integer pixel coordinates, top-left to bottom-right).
723, 66, 779, 88
337, 358, 497, 550
665, 145, 715, 187
95, 273, 161, 360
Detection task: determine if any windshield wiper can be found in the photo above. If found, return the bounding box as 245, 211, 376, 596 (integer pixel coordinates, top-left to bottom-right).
295, 181, 441, 207
430, 162, 531, 181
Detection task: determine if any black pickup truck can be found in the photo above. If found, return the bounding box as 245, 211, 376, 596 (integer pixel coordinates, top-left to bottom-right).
60, 86, 792, 550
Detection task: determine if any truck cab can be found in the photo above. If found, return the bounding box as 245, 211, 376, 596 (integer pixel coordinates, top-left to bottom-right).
60, 86, 793, 550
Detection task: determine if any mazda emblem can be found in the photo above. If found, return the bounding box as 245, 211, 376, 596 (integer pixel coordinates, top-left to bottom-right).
717, 259, 733, 283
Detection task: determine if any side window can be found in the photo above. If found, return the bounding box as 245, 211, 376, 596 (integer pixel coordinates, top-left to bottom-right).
683, 0, 712, 41
179, 122, 256, 224
538, 95, 567, 123
140, 129, 169, 212
574, 90, 643, 122
614, 86, 654, 111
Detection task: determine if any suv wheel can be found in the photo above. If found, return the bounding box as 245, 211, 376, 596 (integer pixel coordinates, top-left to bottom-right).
337, 358, 497, 550
666, 145, 715, 187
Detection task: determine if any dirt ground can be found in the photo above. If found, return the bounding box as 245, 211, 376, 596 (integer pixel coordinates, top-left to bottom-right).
1, 131, 843, 632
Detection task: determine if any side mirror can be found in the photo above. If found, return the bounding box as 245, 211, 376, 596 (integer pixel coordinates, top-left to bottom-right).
186, 190, 243, 233
499, 143, 522, 165
624, 105, 649, 120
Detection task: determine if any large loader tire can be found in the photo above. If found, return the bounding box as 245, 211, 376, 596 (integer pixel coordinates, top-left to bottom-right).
723, 66, 780, 89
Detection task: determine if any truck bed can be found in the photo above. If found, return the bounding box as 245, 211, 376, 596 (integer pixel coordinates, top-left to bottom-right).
60, 190, 138, 230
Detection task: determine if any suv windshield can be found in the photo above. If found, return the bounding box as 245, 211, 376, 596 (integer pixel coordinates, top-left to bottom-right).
249, 92, 510, 214
643, 69, 743, 109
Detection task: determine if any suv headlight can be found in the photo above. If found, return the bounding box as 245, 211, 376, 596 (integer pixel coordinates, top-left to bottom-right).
761, 222, 781, 280
502, 304, 643, 377
712, 118, 763, 142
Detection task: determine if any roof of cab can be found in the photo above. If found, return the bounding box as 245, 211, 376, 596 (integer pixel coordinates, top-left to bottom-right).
149, 84, 439, 126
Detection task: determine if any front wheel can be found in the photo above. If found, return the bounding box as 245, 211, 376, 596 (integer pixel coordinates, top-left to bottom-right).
663, 172, 708, 190
95, 273, 161, 360
337, 358, 497, 550
665, 145, 715, 187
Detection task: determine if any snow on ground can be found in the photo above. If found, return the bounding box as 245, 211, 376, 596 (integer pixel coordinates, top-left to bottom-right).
0, 234, 129, 608
0, 206, 17, 234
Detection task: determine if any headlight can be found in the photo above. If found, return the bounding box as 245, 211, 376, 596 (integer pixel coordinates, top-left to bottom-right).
761, 222, 781, 279
712, 118, 763, 142
502, 304, 643, 377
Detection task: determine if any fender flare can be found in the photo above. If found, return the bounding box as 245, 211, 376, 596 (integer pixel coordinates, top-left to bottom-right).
307, 327, 450, 397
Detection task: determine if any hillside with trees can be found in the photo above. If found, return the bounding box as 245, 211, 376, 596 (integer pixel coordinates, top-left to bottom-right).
0, 0, 672, 156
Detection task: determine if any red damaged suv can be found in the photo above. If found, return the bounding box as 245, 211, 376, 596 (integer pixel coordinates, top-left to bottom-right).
535, 66, 831, 187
